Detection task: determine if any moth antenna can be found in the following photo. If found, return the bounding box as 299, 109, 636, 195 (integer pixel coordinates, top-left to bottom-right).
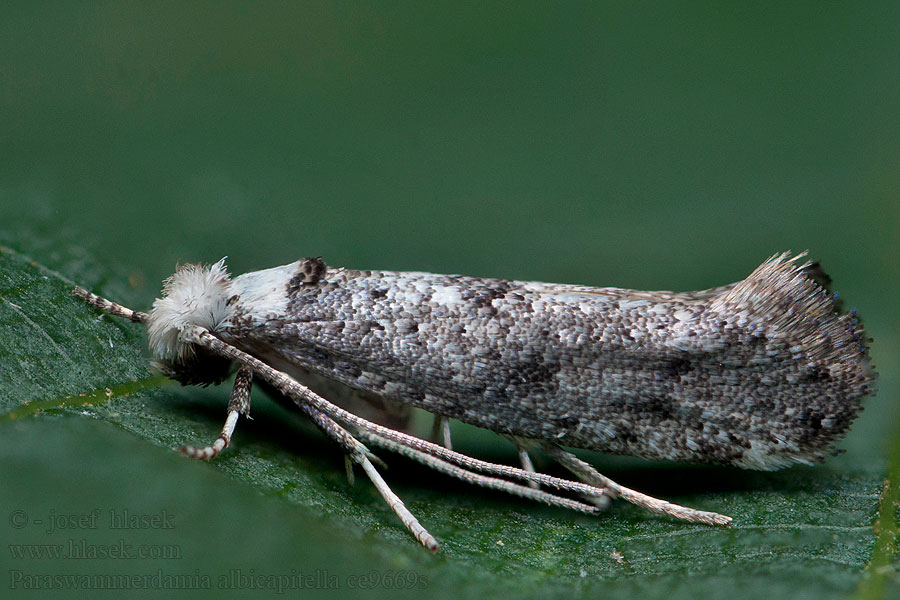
342, 419, 615, 498
179, 325, 613, 501
351, 423, 611, 498
72, 249, 874, 548
179, 325, 604, 531
359, 429, 603, 514
179, 324, 729, 534
72, 286, 148, 323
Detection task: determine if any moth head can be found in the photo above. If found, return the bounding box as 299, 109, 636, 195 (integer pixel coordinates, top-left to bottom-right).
146, 258, 235, 384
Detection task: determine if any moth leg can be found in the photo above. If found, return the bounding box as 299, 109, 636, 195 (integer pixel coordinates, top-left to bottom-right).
180, 325, 610, 500
545, 444, 732, 526
216, 354, 437, 551
506, 436, 539, 490
179, 325, 612, 544
344, 456, 357, 485
345, 420, 610, 500
296, 399, 439, 552
357, 450, 439, 552
182, 367, 253, 460
517, 449, 539, 489
430, 415, 453, 450
358, 429, 603, 515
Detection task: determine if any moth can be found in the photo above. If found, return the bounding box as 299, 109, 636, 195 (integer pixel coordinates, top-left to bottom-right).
73, 252, 874, 551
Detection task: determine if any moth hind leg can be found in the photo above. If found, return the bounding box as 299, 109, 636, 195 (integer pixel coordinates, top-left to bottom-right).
294, 393, 439, 551
545, 444, 732, 525
430, 415, 453, 450
506, 436, 540, 490
181, 367, 253, 460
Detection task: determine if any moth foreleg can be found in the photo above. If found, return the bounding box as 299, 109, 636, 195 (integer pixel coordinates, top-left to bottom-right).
178, 325, 605, 546
544, 444, 732, 526
297, 401, 439, 552
356, 450, 440, 552
181, 366, 253, 460
179, 325, 606, 499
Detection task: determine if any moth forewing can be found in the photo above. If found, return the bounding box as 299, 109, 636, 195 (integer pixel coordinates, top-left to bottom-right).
72, 251, 874, 549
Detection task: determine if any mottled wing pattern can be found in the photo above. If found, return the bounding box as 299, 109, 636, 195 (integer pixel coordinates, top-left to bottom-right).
223, 254, 873, 470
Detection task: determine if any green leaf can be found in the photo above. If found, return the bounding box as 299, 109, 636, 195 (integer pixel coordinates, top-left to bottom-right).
1, 245, 896, 600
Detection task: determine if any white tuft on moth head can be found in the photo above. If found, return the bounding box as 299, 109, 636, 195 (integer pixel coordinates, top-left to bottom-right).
147, 258, 233, 364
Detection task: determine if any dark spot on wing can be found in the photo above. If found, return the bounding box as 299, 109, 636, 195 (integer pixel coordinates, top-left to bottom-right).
287, 257, 328, 298
799, 365, 831, 383
665, 357, 693, 379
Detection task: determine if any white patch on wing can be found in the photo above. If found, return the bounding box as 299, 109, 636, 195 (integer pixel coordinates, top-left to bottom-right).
431, 286, 462, 305
229, 261, 299, 323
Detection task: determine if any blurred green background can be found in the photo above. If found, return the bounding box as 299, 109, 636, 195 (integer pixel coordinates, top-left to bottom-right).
1, 2, 898, 599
